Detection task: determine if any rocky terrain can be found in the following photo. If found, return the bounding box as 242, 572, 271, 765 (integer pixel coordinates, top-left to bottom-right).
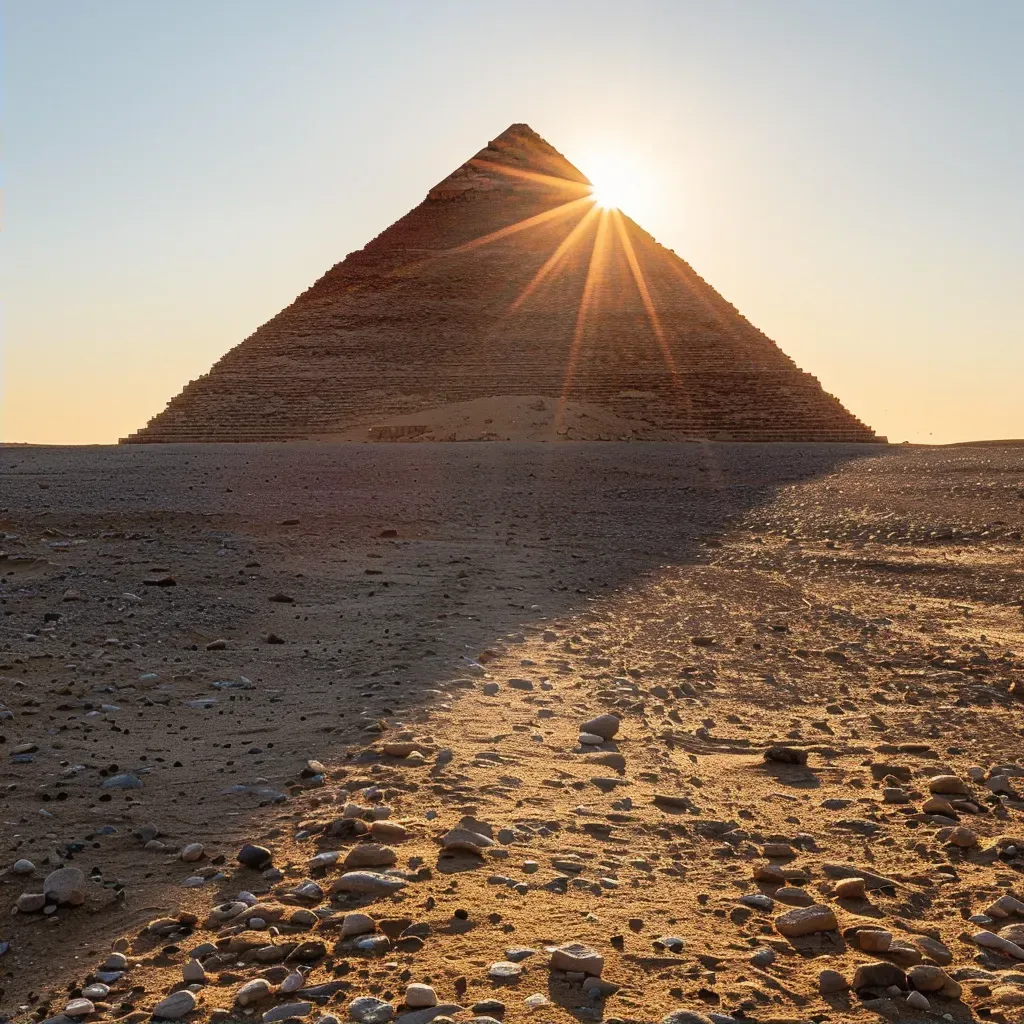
1, 441, 1023, 1024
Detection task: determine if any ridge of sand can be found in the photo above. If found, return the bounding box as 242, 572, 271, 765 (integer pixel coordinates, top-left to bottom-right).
315, 395, 673, 443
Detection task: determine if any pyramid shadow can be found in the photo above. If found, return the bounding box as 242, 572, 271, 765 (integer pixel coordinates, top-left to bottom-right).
0, 437, 892, 1000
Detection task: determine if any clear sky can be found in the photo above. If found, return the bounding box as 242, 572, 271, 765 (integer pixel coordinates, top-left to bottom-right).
3, 0, 1022, 444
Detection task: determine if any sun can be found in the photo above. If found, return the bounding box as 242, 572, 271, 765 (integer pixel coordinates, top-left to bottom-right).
583, 151, 644, 212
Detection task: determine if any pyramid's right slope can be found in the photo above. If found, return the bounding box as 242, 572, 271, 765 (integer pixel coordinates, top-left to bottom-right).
124, 124, 883, 443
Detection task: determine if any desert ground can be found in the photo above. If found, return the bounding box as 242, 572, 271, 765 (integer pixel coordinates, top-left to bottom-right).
1, 441, 1023, 1024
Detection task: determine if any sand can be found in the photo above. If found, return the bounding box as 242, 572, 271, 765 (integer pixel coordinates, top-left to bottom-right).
1, 442, 1023, 1023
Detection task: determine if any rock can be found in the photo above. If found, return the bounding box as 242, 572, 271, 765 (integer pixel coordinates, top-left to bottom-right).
922, 795, 957, 815
764, 745, 807, 765
775, 904, 837, 937
821, 863, 898, 890
403, 985, 437, 1008
81, 986, 109, 1000
914, 936, 953, 964
64, 1000, 95, 1017
330, 871, 406, 896
152, 990, 198, 1019
974, 930, 1024, 959
281, 971, 306, 994
236, 979, 274, 1006
181, 843, 204, 862
343, 844, 397, 869
101, 772, 143, 790
854, 929, 892, 952
986, 894, 1024, 917
909, 965, 953, 993
578, 732, 605, 745
12, 858, 35, 874
342, 912, 376, 936
370, 821, 410, 842
549, 942, 604, 976
580, 714, 620, 740
906, 991, 930, 1010
16, 892, 46, 912
833, 877, 866, 899
943, 825, 978, 847
818, 969, 848, 994
263, 1003, 313, 1022
238, 844, 274, 869
928, 774, 970, 795
182, 960, 206, 983
394, 1009, 463, 1024
346, 997, 394, 1023
43, 866, 86, 905
439, 828, 493, 854
852, 961, 907, 991
660, 1013, 714, 1024
487, 962, 522, 980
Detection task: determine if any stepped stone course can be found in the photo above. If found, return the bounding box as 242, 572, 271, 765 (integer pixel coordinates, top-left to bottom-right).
123, 123, 883, 444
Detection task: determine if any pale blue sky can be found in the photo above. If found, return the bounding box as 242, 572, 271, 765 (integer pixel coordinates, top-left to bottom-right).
3, 0, 1022, 443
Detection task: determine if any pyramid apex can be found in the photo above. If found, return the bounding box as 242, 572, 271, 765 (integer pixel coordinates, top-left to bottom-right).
427, 123, 590, 202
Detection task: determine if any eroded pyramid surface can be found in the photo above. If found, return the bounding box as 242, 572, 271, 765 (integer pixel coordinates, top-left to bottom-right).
123, 123, 882, 443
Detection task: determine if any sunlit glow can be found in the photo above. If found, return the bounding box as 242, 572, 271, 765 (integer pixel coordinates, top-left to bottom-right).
585, 153, 642, 211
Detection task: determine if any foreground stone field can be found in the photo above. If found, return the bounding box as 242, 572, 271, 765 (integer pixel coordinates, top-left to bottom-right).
1, 441, 1022, 1024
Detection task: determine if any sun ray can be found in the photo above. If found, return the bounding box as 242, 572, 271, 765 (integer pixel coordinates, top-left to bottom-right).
448, 195, 593, 255
556, 207, 612, 433
612, 210, 685, 379
468, 158, 591, 194
612, 209, 694, 428
508, 203, 602, 314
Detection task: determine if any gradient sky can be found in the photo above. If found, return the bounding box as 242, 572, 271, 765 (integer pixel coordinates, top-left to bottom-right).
3, 0, 1022, 445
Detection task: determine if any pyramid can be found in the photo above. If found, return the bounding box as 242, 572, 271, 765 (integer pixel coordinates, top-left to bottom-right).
122, 124, 883, 444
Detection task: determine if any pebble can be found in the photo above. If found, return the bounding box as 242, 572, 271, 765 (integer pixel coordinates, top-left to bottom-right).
236, 979, 273, 1006
580, 714, 620, 739
833, 877, 866, 898
549, 942, 604, 976
16, 892, 46, 912
346, 997, 394, 1023
774, 904, 838, 937
12, 858, 36, 875
404, 984, 437, 1008
488, 962, 522, 979
101, 772, 143, 790
263, 1002, 313, 1022
64, 999, 95, 1017
44, 866, 86, 905
341, 912, 376, 936
181, 843, 204, 862
440, 827, 493, 853
330, 871, 407, 895
928, 774, 970, 795
818, 969, 848, 994
343, 843, 397, 868
182, 960, 206, 983
152, 990, 198, 1019
238, 844, 274, 869
852, 961, 907, 990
